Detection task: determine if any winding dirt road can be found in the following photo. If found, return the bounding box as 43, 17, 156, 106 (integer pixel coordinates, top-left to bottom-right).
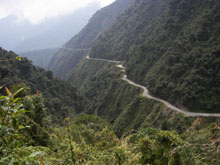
87, 56, 220, 117
86, 56, 121, 63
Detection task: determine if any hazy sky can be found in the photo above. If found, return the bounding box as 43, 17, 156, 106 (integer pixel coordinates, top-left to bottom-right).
0, 0, 115, 24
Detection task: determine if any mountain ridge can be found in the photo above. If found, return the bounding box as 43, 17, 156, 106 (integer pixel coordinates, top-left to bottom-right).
48, 0, 134, 79
89, 0, 220, 113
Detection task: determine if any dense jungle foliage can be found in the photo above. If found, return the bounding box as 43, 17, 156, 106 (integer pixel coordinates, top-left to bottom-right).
48, 0, 134, 79
1, 88, 219, 164
1, 0, 220, 164
0, 48, 83, 123
70, 59, 195, 137
90, 0, 220, 113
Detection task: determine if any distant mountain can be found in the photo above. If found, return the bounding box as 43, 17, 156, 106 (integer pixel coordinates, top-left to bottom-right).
0, 15, 56, 51
20, 48, 59, 68
89, 0, 220, 113
0, 3, 100, 53
14, 3, 100, 53
48, 0, 134, 79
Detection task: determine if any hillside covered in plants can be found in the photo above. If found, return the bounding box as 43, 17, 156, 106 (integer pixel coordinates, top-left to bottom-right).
90, 0, 220, 113
1, 84, 220, 165
1, 0, 220, 164
0, 48, 83, 123
1, 90, 220, 164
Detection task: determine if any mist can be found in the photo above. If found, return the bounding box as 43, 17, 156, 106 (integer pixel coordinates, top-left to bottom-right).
0, 0, 115, 52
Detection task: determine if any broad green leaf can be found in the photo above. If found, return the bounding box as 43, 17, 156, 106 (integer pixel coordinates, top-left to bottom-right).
0, 96, 6, 100
13, 98, 20, 103
0, 85, 4, 90
12, 109, 28, 117
1, 106, 8, 111
29, 151, 43, 158
13, 88, 24, 97
14, 103, 23, 109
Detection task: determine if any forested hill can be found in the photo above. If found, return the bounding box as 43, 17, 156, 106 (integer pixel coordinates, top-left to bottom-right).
0, 48, 83, 123
2, 1, 220, 163
90, 0, 220, 113
48, 0, 134, 79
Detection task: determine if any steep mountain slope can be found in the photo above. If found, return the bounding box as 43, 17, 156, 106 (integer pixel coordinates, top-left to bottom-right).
70, 58, 195, 136
20, 48, 59, 68
90, 0, 220, 113
0, 48, 83, 123
48, 0, 134, 79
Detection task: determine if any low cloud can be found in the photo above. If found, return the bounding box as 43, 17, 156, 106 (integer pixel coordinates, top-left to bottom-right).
0, 0, 115, 24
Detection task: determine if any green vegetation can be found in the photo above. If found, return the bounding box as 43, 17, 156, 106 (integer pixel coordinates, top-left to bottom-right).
0, 48, 83, 123
1, 89, 218, 164
90, 0, 220, 113
1, 0, 220, 164
70, 59, 194, 137
0, 87, 49, 164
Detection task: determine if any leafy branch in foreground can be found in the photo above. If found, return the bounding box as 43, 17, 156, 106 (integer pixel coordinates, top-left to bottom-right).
0, 87, 48, 164
0, 87, 27, 156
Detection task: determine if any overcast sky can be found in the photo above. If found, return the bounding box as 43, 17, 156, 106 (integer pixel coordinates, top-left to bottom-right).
0, 0, 115, 24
